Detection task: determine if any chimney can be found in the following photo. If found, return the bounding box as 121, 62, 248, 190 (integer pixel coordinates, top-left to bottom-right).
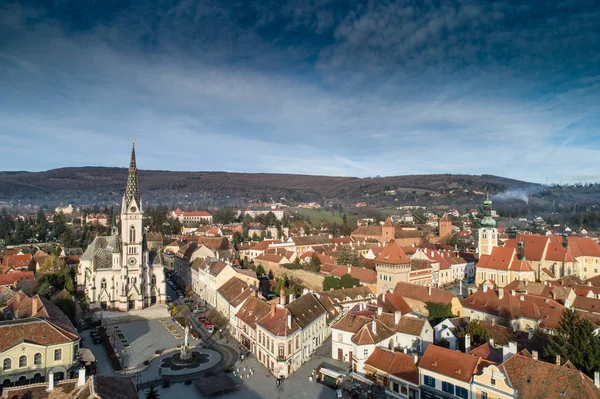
465, 333, 471, 353
498, 287, 504, 300
287, 313, 292, 330
289, 293, 294, 304
511, 290, 516, 296
590, 281, 594, 287
556, 355, 561, 366
413, 353, 419, 364
565, 299, 571, 308
31, 296, 38, 317
491, 318, 496, 326
241, 287, 244, 294
532, 350, 538, 360
270, 302, 275, 317
519, 295, 524, 301
77, 367, 86, 387
503, 341, 517, 362
47, 371, 54, 392
382, 293, 387, 303
394, 311, 402, 325
371, 320, 376, 334
489, 338, 495, 347
377, 306, 382, 316
428, 286, 432, 296
595, 372, 600, 389
403, 347, 408, 354
483, 285, 488, 293
280, 289, 286, 305
348, 266, 352, 274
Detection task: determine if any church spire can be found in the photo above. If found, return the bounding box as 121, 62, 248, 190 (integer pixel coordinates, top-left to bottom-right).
123, 139, 140, 211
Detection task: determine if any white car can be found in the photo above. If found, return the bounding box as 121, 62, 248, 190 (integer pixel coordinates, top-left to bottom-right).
166, 296, 172, 302
207, 325, 214, 334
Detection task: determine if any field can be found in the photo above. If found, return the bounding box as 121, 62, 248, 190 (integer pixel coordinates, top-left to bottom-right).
290, 207, 345, 224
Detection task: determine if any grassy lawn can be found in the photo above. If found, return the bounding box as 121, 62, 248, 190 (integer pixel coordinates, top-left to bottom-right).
290, 207, 345, 224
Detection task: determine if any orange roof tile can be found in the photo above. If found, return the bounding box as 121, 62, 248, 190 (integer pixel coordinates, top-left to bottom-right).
375, 240, 411, 265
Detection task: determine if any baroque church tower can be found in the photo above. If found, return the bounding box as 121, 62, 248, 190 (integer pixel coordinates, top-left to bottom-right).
478, 195, 498, 257
77, 141, 166, 311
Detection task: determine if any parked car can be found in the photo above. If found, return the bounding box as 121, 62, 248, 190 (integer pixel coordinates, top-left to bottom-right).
166, 296, 172, 303
92, 336, 102, 344
198, 316, 206, 323
206, 325, 214, 334
90, 329, 100, 338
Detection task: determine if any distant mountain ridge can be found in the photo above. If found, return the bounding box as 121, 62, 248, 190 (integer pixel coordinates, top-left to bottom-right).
0, 167, 540, 208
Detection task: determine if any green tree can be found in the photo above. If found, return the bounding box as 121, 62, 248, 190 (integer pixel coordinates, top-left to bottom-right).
545, 308, 600, 377
323, 276, 342, 291
255, 264, 266, 277
146, 385, 160, 399
307, 253, 321, 273
268, 269, 274, 280
232, 232, 243, 244
339, 274, 361, 288
425, 302, 455, 325
456, 320, 492, 352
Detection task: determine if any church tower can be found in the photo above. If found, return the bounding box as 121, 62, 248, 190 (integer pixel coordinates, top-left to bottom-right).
478, 195, 498, 256
121, 141, 143, 270
382, 217, 395, 243
439, 212, 452, 239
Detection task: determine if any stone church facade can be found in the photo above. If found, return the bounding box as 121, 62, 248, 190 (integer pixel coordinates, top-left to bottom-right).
76, 143, 166, 311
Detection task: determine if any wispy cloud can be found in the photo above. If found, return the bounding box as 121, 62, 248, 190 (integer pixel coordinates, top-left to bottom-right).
0, 0, 599, 184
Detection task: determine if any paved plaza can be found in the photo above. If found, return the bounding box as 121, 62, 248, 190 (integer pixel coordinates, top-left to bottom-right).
137, 337, 348, 399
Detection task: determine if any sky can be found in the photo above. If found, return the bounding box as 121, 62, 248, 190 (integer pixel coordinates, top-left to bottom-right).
0, 0, 599, 184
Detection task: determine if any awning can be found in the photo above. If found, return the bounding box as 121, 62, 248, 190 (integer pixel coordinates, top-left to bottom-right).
78, 348, 96, 363
364, 365, 387, 378
319, 367, 344, 379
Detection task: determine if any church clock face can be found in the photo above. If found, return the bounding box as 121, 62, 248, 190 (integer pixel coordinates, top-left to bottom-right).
130, 206, 137, 212
128, 257, 137, 266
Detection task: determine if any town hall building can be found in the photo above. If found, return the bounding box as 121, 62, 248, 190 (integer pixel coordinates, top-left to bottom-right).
76, 142, 166, 311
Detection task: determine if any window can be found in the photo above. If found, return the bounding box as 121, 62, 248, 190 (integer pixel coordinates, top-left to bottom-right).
3, 358, 11, 370
491, 377, 496, 386
100, 278, 107, 289
585, 268, 587, 272
296, 335, 299, 349
337, 333, 343, 342
442, 381, 454, 394
34, 353, 42, 365
54, 349, 62, 361
129, 225, 136, 242
482, 392, 488, 399
400, 385, 408, 394
363, 349, 369, 357
596, 269, 598, 273
456, 386, 469, 399
288, 341, 291, 355
424, 375, 435, 387
19, 355, 27, 368
278, 345, 284, 359
152, 274, 156, 285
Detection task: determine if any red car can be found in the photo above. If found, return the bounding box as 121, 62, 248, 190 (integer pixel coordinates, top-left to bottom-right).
203, 322, 212, 328
198, 316, 206, 323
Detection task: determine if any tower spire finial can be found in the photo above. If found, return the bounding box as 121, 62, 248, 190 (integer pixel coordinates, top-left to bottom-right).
123, 141, 140, 211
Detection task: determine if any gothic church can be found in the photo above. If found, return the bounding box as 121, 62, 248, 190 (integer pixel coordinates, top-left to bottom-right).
77, 143, 166, 311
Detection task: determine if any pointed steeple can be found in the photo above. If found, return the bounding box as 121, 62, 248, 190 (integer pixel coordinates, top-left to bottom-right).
123, 139, 140, 211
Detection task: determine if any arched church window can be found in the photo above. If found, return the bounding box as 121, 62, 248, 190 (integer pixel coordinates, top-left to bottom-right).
151, 275, 156, 285
100, 278, 107, 289
129, 225, 136, 242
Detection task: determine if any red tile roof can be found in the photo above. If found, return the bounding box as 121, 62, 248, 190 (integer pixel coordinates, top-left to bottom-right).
329, 265, 377, 284
419, 345, 482, 383
236, 296, 271, 329
365, 347, 418, 384
501, 351, 600, 398
0, 318, 79, 352
256, 306, 300, 336
374, 240, 411, 265
393, 282, 455, 305
2, 254, 33, 268
0, 271, 35, 286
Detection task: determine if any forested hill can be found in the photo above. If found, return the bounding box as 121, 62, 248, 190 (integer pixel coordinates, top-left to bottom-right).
2, 168, 600, 218
0, 167, 539, 208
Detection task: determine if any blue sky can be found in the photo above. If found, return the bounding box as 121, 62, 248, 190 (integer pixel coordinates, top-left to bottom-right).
0, 0, 599, 183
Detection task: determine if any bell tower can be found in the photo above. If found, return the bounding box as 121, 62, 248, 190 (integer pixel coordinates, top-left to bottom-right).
478, 195, 497, 256
121, 139, 143, 270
